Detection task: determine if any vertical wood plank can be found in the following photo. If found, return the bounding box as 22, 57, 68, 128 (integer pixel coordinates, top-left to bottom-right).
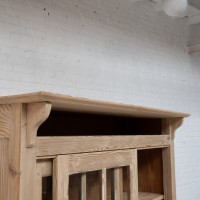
0, 104, 13, 200
101, 168, 107, 200
128, 150, 138, 200
162, 119, 173, 200
162, 118, 183, 200
111, 168, 123, 200
10, 104, 26, 200
0, 104, 25, 200
162, 147, 174, 200
19, 104, 36, 200
53, 155, 69, 200
81, 173, 87, 200
36, 164, 42, 200
0, 137, 9, 200
20, 103, 51, 200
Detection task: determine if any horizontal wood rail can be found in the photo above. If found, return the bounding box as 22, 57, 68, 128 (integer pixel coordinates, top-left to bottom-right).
36, 135, 170, 157
36, 151, 137, 176
138, 192, 164, 200
59, 150, 135, 174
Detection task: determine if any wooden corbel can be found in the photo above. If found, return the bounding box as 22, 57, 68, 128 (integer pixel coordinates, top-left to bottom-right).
26, 102, 52, 148
170, 118, 184, 140
162, 118, 184, 140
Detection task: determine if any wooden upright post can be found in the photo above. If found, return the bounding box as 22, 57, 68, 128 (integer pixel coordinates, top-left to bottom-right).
162, 118, 183, 200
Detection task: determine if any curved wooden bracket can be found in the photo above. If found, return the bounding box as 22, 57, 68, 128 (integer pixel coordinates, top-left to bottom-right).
162, 118, 184, 140
170, 118, 184, 139
26, 102, 52, 148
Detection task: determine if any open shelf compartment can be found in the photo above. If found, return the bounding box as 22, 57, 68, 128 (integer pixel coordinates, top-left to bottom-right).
37, 110, 162, 136
139, 192, 164, 200
137, 148, 164, 200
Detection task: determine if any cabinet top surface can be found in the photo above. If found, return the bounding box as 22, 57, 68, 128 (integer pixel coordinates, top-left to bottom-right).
0, 92, 189, 118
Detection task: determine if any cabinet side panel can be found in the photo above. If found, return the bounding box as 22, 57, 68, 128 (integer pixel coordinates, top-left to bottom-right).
162, 118, 174, 200
162, 118, 183, 200
0, 137, 9, 200
0, 104, 22, 200
9, 104, 24, 200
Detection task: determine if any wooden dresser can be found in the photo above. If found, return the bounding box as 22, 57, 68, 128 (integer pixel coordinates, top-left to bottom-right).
0, 92, 189, 200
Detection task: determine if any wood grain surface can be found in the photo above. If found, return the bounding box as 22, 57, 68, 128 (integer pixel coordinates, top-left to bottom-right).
36, 135, 170, 157
0, 92, 189, 118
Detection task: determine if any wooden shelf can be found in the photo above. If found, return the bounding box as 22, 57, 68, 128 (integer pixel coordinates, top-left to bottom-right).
118, 192, 164, 200
139, 192, 164, 200
0, 91, 189, 118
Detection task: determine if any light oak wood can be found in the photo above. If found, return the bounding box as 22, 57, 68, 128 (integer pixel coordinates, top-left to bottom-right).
15, 104, 27, 200
27, 103, 51, 148
10, 104, 25, 200
20, 103, 52, 200
112, 168, 123, 200
0, 104, 26, 200
54, 150, 138, 200
36, 163, 42, 200
0, 92, 189, 118
162, 118, 183, 200
67, 150, 136, 174
0, 137, 9, 200
81, 173, 87, 200
129, 150, 138, 200
138, 192, 164, 200
36, 159, 53, 200
53, 155, 69, 200
0, 92, 188, 200
162, 118, 173, 200
36, 158, 139, 200
123, 192, 164, 200
162, 147, 173, 200
36, 135, 170, 156
0, 105, 12, 200
170, 118, 184, 139
0, 104, 11, 138
138, 148, 163, 194
101, 168, 107, 200
36, 159, 52, 177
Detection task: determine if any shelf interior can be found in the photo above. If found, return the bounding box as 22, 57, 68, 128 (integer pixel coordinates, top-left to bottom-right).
138, 149, 164, 194
139, 192, 164, 200
120, 192, 164, 200
38, 110, 162, 136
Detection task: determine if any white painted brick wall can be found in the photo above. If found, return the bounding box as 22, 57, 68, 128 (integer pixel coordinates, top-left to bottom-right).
189, 24, 200, 46
0, 0, 200, 199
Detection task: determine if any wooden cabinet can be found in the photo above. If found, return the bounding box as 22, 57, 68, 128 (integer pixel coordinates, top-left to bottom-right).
0, 92, 189, 200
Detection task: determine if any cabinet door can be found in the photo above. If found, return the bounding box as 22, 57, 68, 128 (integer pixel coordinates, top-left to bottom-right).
53, 150, 138, 200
